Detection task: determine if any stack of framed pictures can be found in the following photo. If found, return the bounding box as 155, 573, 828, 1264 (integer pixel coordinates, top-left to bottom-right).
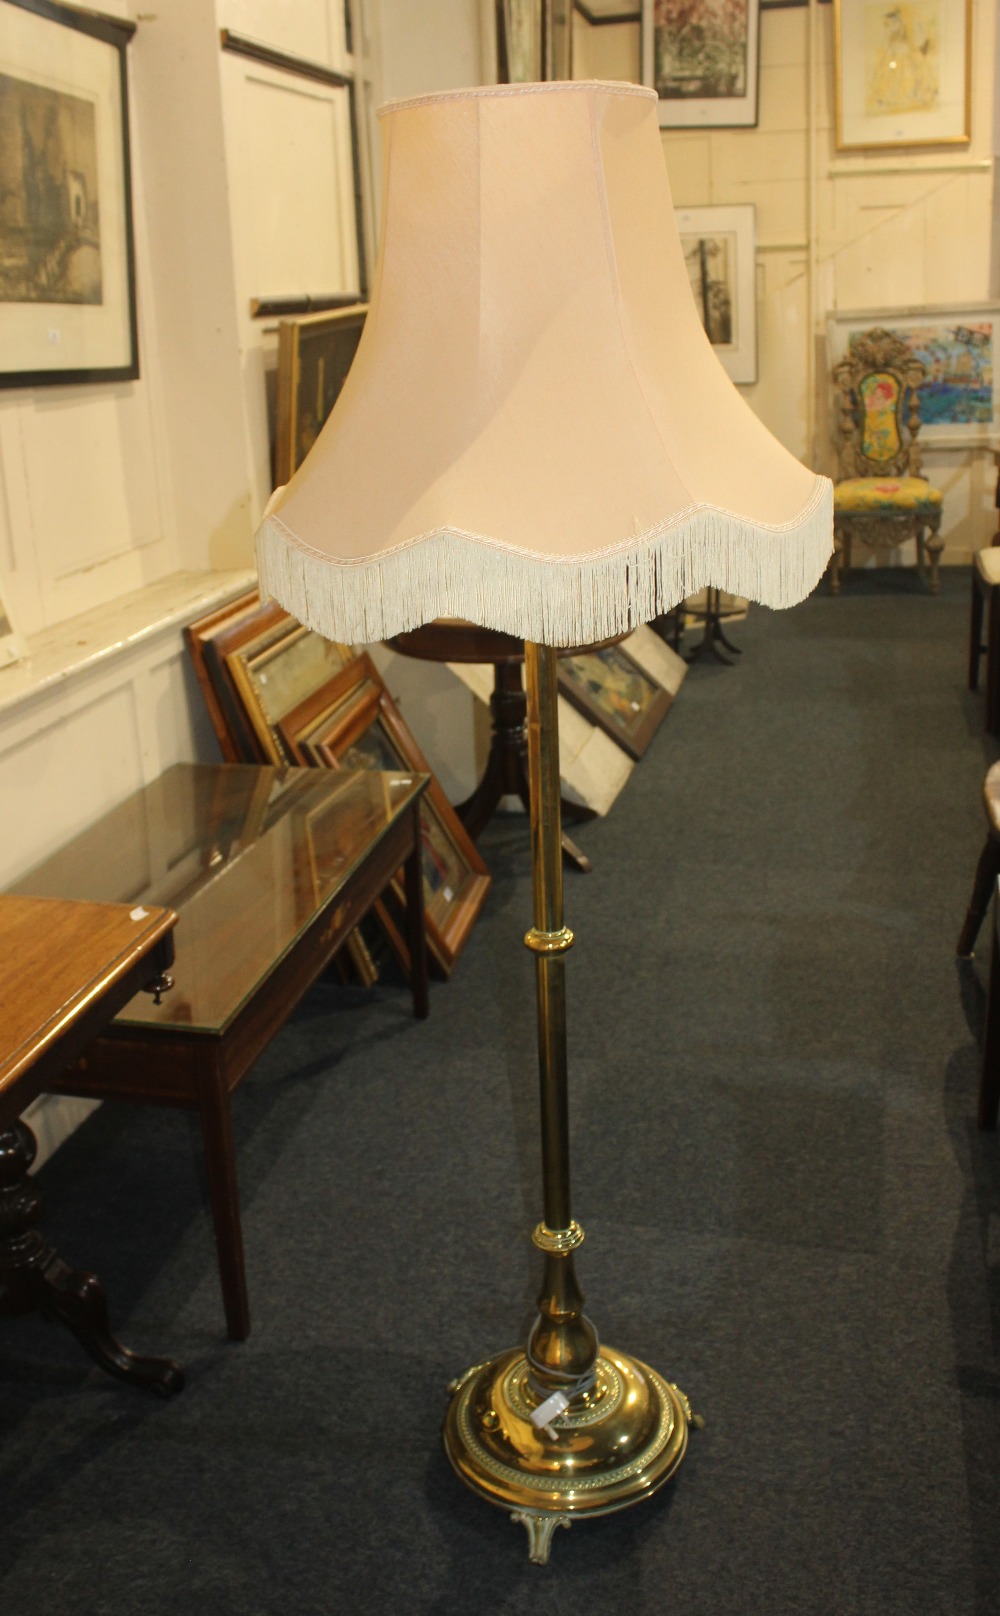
185, 592, 490, 978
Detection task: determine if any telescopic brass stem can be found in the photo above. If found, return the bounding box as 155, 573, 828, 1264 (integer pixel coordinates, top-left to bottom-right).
523, 642, 599, 1395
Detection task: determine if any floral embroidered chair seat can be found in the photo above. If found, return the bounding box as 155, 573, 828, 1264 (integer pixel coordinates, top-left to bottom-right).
831, 327, 944, 593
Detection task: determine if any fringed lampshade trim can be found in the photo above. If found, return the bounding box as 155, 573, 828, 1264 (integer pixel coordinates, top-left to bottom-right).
255, 476, 833, 648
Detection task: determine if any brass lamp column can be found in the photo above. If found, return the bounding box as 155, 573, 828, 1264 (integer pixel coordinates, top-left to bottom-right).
443, 643, 696, 1565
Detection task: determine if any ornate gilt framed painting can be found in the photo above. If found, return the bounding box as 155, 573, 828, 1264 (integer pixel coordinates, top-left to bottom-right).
834, 0, 971, 151
273, 304, 367, 485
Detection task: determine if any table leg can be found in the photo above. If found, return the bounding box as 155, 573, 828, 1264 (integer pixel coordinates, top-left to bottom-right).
198, 1061, 250, 1341
0, 1121, 184, 1394
404, 804, 429, 1020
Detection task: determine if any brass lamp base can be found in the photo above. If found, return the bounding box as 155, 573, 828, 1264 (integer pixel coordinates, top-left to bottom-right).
444, 1345, 694, 1564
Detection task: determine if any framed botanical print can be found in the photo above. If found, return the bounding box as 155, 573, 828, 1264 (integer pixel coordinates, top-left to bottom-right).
0, 0, 139, 386
676, 204, 757, 385
834, 0, 971, 151
280, 655, 491, 977
826, 303, 1000, 447
273, 304, 368, 485
557, 642, 673, 760
642, 0, 761, 129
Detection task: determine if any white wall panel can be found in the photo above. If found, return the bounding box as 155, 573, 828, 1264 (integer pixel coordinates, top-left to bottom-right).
0, 683, 143, 888
219, 0, 343, 65
239, 73, 359, 297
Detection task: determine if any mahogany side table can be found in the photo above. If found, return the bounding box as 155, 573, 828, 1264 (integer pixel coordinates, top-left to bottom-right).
387, 620, 596, 872
0, 893, 182, 1394
14, 763, 430, 1343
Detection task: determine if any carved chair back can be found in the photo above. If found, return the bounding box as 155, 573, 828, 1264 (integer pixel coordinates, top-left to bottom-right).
832, 326, 926, 482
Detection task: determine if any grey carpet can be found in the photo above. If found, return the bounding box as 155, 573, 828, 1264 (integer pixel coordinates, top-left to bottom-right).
2, 567, 999, 1616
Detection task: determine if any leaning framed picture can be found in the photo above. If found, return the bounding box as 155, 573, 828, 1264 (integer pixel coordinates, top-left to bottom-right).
280, 654, 491, 978
676, 204, 757, 384
273, 304, 368, 485
557, 643, 673, 761
826, 303, 1000, 447
833, 0, 971, 151
642, 0, 760, 129
0, 0, 139, 387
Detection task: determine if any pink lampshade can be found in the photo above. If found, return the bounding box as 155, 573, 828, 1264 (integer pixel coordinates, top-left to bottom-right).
256, 81, 831, 647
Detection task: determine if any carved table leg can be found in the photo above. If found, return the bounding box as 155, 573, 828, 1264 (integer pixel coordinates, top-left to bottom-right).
457, 662, 593, 873
0, 1120, 184, 1395
925, 522, 944, 595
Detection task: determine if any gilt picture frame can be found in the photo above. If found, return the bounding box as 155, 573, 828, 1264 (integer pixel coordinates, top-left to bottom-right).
642, 0, 761, 129
557, 642, 672, 760
833, 0, 971, 151
280, 654, 491, 977
0, 0, 139, 387
676, 203, 757, 384
273, 303, 368, 486
826, 303, 1000, 447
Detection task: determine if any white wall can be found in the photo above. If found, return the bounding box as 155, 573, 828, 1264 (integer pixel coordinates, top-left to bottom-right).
577, 0, 998, 563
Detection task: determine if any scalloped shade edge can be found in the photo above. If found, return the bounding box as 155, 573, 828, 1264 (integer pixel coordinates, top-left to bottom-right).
255, 476, 833, 648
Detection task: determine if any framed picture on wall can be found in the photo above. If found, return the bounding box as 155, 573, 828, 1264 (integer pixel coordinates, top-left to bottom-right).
273, 304, 368, 485
0, 0, 139, 387
676, 204, 757, 384
827, 304, 1000, 447
833, 0, 971, 151
642, 0, 761, 129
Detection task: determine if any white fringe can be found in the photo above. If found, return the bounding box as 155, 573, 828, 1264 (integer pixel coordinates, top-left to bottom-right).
255, 477, 833, 648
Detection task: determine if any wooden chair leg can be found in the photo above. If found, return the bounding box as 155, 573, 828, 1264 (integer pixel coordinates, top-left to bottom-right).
957, 834, 1000, 957
969, 570, 985, 691
925, 526, 944, 595
198, 1060, 250, 1340
980, 916, 1000, 1130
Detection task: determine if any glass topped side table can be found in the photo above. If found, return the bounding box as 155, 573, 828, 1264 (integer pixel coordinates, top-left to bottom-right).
12, 764, 430, 1341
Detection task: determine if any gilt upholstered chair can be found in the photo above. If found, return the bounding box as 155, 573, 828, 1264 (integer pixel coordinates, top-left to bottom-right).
830, 327, 944, 593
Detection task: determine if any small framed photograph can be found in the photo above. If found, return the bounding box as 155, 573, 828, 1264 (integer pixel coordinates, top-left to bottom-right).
642, 0, 760, 129
273, 304, 368, 486
0, 0, 139, 387
557, 643, 673, 761
826, 304, 1000, 447
834, 0, 971, 151
676, 203, 757, 385
280, 654, 491, 978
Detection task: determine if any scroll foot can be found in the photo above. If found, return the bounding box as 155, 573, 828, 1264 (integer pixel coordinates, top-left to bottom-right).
510, 1510, 572, 1565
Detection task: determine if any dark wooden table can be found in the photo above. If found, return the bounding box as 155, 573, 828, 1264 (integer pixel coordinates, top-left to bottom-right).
12, 764, 430, 1342
0, 893, 183, 1394
387, 620, 598, 871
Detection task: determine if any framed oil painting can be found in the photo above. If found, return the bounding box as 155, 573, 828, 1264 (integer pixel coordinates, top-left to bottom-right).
0, 0, 139, 387
557, 642, 672, 760
642, 0, 760, 129
226, 620, 353, 764
676, 204, 757, 384
827, 304, 1000, 447
833, 0, 970, 151
280, 654, 491, 978
273, 304, 367, 485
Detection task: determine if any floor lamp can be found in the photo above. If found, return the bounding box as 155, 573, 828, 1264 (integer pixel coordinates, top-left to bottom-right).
257, 80, 832, 1563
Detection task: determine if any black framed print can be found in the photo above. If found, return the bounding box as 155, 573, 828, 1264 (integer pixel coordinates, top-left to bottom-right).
0, 0, 138, 387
